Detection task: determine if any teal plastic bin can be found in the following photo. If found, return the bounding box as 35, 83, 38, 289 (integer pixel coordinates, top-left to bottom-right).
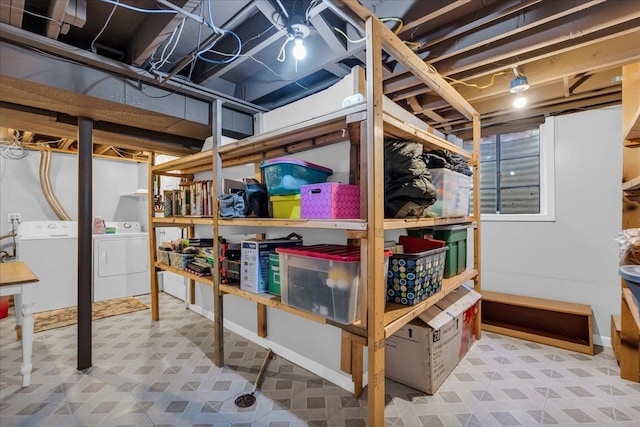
408, 225, 468, 278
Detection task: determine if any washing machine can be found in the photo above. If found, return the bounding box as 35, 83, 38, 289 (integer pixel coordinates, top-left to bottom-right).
93, 221, 150, 302
17, 221, 78, 313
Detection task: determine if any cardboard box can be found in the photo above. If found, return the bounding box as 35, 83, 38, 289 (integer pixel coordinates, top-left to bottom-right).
385, 286, 480, 394
241, 239, 302, 293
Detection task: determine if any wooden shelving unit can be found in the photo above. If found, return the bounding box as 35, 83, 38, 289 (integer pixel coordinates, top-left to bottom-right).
620, 62, 640, 383
147, 4, 481, 424
481, 291, 594, 355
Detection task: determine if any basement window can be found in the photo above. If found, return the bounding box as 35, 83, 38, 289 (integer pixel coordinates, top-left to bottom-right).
463, 119, 555, 222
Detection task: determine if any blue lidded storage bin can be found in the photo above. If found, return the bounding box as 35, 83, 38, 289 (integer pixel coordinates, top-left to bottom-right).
260, 157, 332, 195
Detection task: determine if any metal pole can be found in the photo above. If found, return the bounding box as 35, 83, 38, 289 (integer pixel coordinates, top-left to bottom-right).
77, 116, 93, 370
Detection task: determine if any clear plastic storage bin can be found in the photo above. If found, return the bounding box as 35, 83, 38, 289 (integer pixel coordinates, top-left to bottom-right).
429, 168, 472, 217
278, 245, 391, 324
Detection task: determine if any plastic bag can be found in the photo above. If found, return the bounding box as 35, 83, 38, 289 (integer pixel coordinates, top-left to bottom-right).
614, 228, 640, 266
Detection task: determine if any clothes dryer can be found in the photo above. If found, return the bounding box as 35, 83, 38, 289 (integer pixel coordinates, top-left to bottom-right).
93, 222, 150, 302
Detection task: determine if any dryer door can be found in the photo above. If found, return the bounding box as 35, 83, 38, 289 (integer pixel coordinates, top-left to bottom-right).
94, 236, 150, 302
96, 237, 148, 277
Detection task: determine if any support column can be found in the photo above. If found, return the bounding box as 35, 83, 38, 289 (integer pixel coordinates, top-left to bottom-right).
77, 116, 93, 371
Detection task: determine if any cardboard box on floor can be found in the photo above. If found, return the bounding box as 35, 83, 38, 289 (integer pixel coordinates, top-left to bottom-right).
385, 285, 481, 394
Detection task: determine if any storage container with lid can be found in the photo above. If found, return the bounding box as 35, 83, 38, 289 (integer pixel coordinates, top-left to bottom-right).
260, 157, 333, 195
277, 244, 391, 324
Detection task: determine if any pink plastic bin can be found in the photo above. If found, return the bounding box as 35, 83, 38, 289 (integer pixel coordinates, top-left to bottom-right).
300, 182, 360, 219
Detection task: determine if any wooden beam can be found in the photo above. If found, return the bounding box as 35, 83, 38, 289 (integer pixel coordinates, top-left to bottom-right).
398, 0, 472, 36
364, 16, 385, 427
339, 0, 477, 119
0, 0, 24, 27
46, 0, 70, 39
93, 144, 112, 155
386, 6, 640, 100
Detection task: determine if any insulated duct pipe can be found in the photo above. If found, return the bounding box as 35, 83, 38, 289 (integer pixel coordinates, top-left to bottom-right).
39, 150, 71, 221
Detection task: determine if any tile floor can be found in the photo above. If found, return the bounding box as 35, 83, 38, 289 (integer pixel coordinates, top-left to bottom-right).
1, 293, 639, 427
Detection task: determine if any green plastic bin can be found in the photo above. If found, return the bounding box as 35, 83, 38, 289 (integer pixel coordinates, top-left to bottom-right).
268, 252, 281, 296
408, 225, 467, 278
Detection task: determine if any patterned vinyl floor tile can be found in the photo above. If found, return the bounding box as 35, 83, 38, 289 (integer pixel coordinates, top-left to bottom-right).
2, 292, 640, 427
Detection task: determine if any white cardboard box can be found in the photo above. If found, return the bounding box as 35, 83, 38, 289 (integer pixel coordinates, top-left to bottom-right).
385, 286, 481, 394
241, 239, 302, 293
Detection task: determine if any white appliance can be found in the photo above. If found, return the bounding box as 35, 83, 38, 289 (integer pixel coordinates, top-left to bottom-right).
17, 221, 78, 313
93, 221, 150, 302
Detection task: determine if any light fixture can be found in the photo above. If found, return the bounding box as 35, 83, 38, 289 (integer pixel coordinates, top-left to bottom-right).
509, 66, 529, 108
288, 15, 310, 61
292, 36, 306, 60
513, 95, 527, 108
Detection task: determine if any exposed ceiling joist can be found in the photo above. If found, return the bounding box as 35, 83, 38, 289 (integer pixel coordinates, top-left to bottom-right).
128, 0, 198, 66
0, 0, 24, 27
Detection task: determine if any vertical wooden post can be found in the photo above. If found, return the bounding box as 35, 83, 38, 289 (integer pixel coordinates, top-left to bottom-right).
148, 153, 160, 320
212, 99, 224, 367
472, 113, 482, 339
257, 304, 268, 338
365, 16, 386, 427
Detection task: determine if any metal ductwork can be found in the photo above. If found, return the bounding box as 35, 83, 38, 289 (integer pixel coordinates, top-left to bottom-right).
39, 150, 71, 221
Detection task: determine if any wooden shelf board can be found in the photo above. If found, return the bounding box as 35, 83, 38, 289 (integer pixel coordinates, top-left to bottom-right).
217, 104, 366, 160
154, 262, 213, 286
481, 323, 593, 354
382, 112, 472, 161
383, 269, 478, 337
623, 106, 640, 142
153, 216, 214, 226
623, 175, 640, 191
384, 216, 473, 230
482, 290, 592, 316
218, 218, 367, 230
152, 150, 214, 174
219, 284, 328, 324
623, 288, 640, 330
155, 216, 476, 230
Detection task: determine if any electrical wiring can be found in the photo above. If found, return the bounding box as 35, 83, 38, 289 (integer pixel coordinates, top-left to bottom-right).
333, 17, 421, 50
381, 17, 404, 34
205, 0, 222, 34
333, 27, 366, 43
99, 0, 178, 14
443, 70, 510, 90
91, 0, 119, 54
150, 18, 187, 71
197, 30, 243, 64
277, 37, 291, 62
305, 0, 321, 21
0, 131, 29, 160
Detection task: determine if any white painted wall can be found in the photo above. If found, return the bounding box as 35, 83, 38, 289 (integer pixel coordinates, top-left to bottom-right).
0, 150, 147, 238
481, 107, 622, 347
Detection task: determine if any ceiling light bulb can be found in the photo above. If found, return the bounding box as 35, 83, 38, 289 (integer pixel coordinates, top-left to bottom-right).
513, 95, 527, 108
292, 37, 306, 60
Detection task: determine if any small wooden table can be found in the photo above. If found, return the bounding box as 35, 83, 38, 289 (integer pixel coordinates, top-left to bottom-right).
0, 261, 39, 387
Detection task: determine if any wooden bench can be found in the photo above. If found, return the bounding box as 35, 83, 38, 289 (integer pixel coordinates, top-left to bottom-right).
481, 291, 594, 355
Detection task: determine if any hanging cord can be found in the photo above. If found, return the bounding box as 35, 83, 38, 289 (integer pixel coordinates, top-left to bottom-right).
91, 0, 119, 54
0, 219, 18, 262
277, 37, 291, 62
150, 18, 187, 71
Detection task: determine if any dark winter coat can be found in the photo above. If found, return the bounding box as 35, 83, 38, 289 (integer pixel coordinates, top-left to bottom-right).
384, 140, 437, 218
